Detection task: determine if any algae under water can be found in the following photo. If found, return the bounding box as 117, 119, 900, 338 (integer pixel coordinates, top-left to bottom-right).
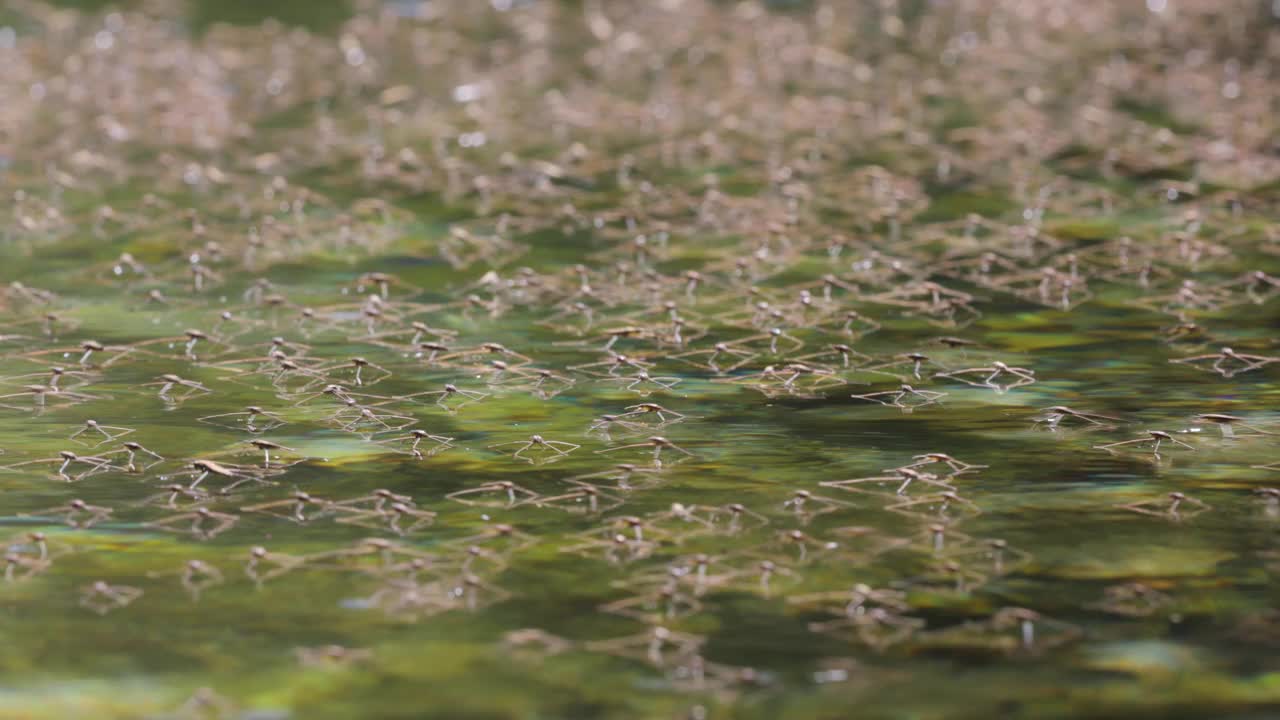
1, 1, 1279, 718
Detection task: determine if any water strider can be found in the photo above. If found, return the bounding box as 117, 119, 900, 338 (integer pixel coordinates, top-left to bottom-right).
0, 0, 1277, 718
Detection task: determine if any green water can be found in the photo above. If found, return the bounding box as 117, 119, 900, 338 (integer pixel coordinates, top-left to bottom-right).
2, 1, 1280, 718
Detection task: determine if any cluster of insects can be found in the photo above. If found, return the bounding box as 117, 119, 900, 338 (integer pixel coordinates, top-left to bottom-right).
0, 0, 1278, 716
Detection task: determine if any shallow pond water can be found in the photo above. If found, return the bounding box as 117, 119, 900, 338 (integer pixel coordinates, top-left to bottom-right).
1, 1, 1280, 718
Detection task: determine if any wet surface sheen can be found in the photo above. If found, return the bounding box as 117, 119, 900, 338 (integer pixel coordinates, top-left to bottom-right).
1, 1, 1280, 719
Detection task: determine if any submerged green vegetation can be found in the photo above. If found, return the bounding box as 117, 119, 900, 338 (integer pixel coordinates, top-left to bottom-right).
1, 0, 1279, 718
